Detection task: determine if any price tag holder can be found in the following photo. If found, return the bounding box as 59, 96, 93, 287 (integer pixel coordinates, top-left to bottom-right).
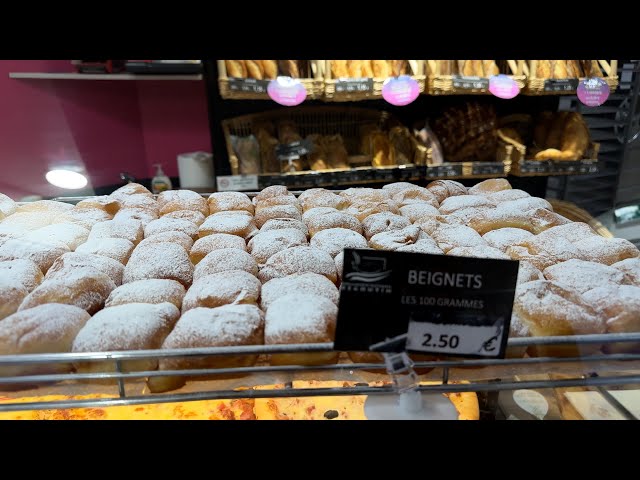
216, 174, 259, 192
543, 79, 579, 92
335, 78, 374, 94
334, 249, 519, 358
427, 164, 463, 178
275, 139, 314, 161
452, 75, 490, 90
472, 162, 505, 176
227, 77, 270, 94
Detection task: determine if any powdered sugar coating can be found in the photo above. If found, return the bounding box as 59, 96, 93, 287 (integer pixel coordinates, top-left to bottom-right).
305, 210, 363, 237
161, 304, 264, 349
113, 208, 158, 227
194, 248, 258, 280
0, 238, 69, 273
199, 212, 258, 240
299, 189, 348, 212
510, 310, 530, 338
260, 218, 310, 239
190, 234, 247, 265
162, 210, 206, 226
514, 280, 604, 336
105, 279, 186, 309
144, 217, 198, 241
344, 200, 400, 222
399, 203, 440, 222
397, 238, 444, 255
158, 190, 208, 216
253, 185, 294, 205
335, 251, 344, 282
543, 259, 625, 293
75, 196, 121, 215
447, 246, 510, 259
88, 219, 144, 245
392, 188, 440, 208
612, 258, 640, 286
17, 200, 74, 215
302, 207, 339, 223
72, 302, 179, 353
536, 222, 597, 245
254, 204, 302, 229
413, 216, 449, 235
124, 242, 194, 287
261, 273, 340, 311
468, 178, 512, 195
0, 193, 17, 217
469, 207, 569, 235
248, 228, 308, 264
258, 246, 338, 284
0, 259, 43, 292
138, 231, 194, 253
46, 252, 125, 286
310, 228, 368, 259
362, 212, 411, 240
444, 206, 494, 226
572, 236, 640, 265
20, 269, 116, 314
483, 228, 534, 253
583, 285, 640, 341
517, 261, 544, 284
339, 187, 391, 204
516, 235, 580, 263
53, 208, 112, 230
500, 197, 553, 213
255, 195, 302, 213
116, 195, 159, 215
430, 224, 487, 253
26, 223, 89, 251
487, 189, 530, 204
182, 271, 261, 312
0, 212, 56, 232
426, 180, 467, 203
439, 195, 493, 215
208, 192, 254, 215
110, 182, 153, 199
0, 304, 90, 356
0, 278, 29, 320
370, 226, 421, 250
381, 182, 421, 195
75, 238, 134, 265
265, 294, 337, 344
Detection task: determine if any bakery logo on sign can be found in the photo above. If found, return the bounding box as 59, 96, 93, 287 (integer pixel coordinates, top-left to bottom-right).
343, 251, 392, 293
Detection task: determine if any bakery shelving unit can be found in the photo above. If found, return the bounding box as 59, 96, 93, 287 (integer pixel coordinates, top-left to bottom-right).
1, 333, 640, 418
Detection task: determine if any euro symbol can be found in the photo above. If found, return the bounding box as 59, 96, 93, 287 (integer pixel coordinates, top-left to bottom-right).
483, 336, 498, 352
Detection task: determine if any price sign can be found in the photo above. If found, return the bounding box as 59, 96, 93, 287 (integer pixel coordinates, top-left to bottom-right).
216, 174, 259, 192
267, 76, 307, 106
335, 78, 374, 94
227, 77, 270, 94
543, 79, 579, 92
275, 139, 314, 161
427, 164, 463, 178
334, 249, 518, 358
472, 162, 505, 176
577, 77, 610, 107
489, 74, 520, 99
382, 76, 420, 106
452, 75, 490, 90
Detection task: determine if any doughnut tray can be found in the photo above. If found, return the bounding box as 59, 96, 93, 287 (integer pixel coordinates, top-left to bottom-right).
0, 333, 639, 414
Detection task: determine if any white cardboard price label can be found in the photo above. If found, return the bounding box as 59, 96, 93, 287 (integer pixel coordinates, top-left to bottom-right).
405, 320, 504, 357
216, 175, 259, 192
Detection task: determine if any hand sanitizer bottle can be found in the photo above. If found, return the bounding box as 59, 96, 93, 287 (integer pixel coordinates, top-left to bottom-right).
151, 163, 172, 194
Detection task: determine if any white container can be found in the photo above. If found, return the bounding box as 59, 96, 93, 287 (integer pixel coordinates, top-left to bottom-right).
177, 151, 215, 190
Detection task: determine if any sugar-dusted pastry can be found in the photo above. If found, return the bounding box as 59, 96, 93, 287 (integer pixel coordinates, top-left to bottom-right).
137, 231, 194, 253
430, 224, 488, 253
252, 185, 294, 205
19, 269, 116, 314
75, 238, 135, 265
45, 251, 124, 286
399, 203, 440, 223
572, 236, 640, 265
305, 210, 363, 237
413, 216, 450, 236
535, 222, 597, 244
199, 212, 258, 240
514, 280, 605, 357
0, 259, 43, 292
144, 217, 199, 241
26, 223, 90, 251
447, 246, 510, 259
148, 304, 264, 393
254, 195, 302, 213
193, 248, 258, 281
110, 182, 153, 199
339, 187, 391, 204
439, 195, 494, 215
507, 311, 530, 358
209, 192, 256, 215
468, 178, 512, 196
500, 197, 553, 213
487, 189, 531, 204
362, 212, 411, 240
369, 225, 423, 251
52, 208, 112, 231
0, 193, 17, 217
299, 188, 349, 212
468, 207, 570, 235
583, 285, 640, 353
161, 209, 206, 227
0, 278, 29, 320
426, 180, 468, 204
482, 228, 534, 253
248, 228, 308, 265
517, 261, 544, 284
344, 200, 400, 222
611, 258, 640, 286
116, 194, 160, 215
397, 238, 444, 255
543, 259, 625, 293
113, 207, 158, 227
88, 219, 144, 245
266, 293, 339, 365
124, 242, 194, 288
444, 206, 495, 226
0, 304, 90, 376
254, 204, 302, 229
506, 235, 579, 271
0, 212, 55, 233
72, 302, 180, 376
258, 246, 337, 284
310, 228, 368, 259
302, 207, 339, 223
157, 190, 208, 217
189, 233, 248, 265
335, 251, 344, 283
392, 187, 440, 208
182, 271, 261, 312
260, 273, 339, 311
105, 279, 186, 309
260, 218, 310, 239
381, 182, 421, 196
0, 238, 70, 273
75, 196, 121, 216
16, 200, 74, 216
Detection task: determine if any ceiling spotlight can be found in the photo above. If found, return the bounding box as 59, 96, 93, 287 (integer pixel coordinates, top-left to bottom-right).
45, 169, 88, 189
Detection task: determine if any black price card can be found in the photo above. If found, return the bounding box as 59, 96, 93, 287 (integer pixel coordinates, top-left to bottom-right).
472, 162, 505, 176
334, 249, 519, 358
227, 77, 271, 94
452, 75, 490, 90
334, 78, 374, 94
275, 139, 315, 161
543, 79, 579, 92
427, 164, 463, 178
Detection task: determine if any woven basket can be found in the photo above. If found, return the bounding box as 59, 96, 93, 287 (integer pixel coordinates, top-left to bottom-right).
323, 60, 426, 102
523, 60, 619, 95
510, 143, 599, 177
426, 60, 526, 95
217, 60, 324, 100
547, 199, 613, 238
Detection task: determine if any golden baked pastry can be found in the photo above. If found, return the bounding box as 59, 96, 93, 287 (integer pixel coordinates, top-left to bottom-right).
534, 112, 590, 161
105, 279, 186, 309
310, 228, 368, 259
189, 233, 247, 265
0, 279, 28, 321
88, 219, 144, 245
305, 210, 363, 237
16, 200, 73, 216
331, 60, 349, 78
362, 212, 411, 240
225, 60, 247, 78
369, 225, 422, 251
138, 231, 194, 253
182, 271, 261, 312
75, 196, 120, 216
123, 242, 194, 288
248, 228, 308, 265
0, 259, 43, 292
344, 200, 400, 222
245, 60, 264, 80
258, 246, 338, 284
109, 182, 153, 199
199, 212, 258, 240
468, 178, 512, 196
261, 60, 278, 79
112, 207, 158, 227
482, 228, 534, 252
254, 204, 302, 229
439, 195, 493, 215
72, 238, 135, 266
144, 217, 199, 241
208, 192, 254, 215
260, 218, 310, 239
0, 238, 69, 273
543, 259, 625, 293
157, 190, 209, 217
392, 187, 439, 208
426, 180, 468, 204
162, 209, 206, 227
45, 251, 124, 286
572, 236, 640, 266
430, 224, 488, 253
611, 258, 640, 286
299, 189, 349, 212
260, 273, 339, 312
193, 248, 258, 281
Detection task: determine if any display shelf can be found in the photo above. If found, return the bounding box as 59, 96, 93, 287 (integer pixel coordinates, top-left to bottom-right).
511, 159, 600, 177
9, 72, 203, 81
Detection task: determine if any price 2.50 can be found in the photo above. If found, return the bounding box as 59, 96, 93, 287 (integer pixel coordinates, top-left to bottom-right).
421, 333, 460, 349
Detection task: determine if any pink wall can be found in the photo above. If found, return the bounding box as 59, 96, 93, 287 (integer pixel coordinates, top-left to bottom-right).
0, 60, 211, 200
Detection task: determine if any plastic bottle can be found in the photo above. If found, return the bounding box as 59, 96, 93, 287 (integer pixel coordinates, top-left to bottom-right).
151, 163, 172, 194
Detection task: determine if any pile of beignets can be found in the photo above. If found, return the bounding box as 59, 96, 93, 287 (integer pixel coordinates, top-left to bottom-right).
0, 179, 638, 391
